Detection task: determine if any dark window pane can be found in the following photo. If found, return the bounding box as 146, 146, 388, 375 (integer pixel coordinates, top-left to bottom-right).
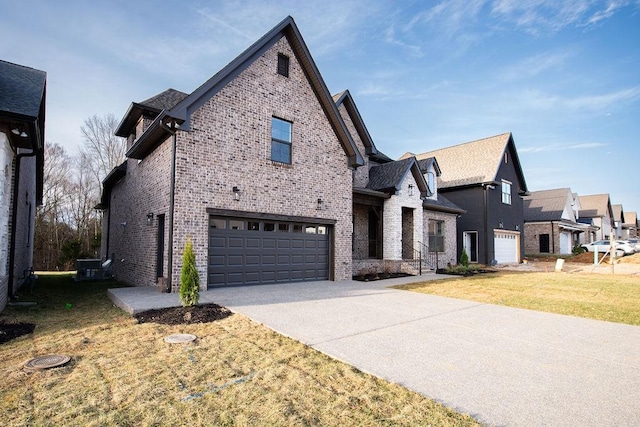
271, 140, 291, 164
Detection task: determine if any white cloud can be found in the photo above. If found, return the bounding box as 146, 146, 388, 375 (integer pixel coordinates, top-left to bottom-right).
491, 0, 637, 34
519, 142, 608, 152
500, 50, 571, 80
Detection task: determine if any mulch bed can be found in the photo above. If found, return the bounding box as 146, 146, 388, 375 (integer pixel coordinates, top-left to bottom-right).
352, 272, 413, 282
0, 321, 36, 344
134, 303, 232, 325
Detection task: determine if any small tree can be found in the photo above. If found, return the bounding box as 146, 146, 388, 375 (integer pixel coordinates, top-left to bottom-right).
180, 237, 200, 307
460, 247, 469, 267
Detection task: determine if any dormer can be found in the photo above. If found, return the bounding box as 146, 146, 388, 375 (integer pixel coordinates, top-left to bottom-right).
115, 88, 188, 149
417, 157, 441, 200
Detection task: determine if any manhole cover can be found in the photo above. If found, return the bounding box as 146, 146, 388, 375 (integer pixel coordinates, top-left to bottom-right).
24, 354, 71, 372
164, 333, 197, 344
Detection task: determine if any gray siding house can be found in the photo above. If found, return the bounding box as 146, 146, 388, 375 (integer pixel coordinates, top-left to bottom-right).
409, 133, 528, 265
0, 60, 46, 311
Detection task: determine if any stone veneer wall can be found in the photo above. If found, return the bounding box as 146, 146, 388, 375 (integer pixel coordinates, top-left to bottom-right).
382, 172, 423, 260
169, 36, 353, 288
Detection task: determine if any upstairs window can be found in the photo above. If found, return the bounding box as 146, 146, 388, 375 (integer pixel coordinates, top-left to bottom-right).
502, 180, 512, 205
427, 172, 435, 196
271, 117, 292, 164
277, 53, 290, 77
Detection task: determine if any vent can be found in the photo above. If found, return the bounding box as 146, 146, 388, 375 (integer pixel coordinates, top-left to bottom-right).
277, 53, 289, 77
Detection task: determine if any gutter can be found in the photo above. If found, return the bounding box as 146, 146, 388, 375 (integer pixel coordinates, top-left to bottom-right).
7, 148, 37, 301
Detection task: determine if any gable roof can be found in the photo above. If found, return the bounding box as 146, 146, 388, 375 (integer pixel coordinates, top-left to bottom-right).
611, 204, 624, 223
0, 59, 46, 204
417, 157, 441, 177
333, 90, 378, 156
367, 157, 428, 196
115, 88, 188, 137
408, 133, 528, 192
578, 194, 612, 218
126, 16, 364, 168
0, 60, 46, 150
523, 188, 573, 222
623, 211, 637, 227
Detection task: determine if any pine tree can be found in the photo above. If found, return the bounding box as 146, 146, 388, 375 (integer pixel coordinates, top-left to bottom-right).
180, 237, 200, 307
460, 247, 469, 267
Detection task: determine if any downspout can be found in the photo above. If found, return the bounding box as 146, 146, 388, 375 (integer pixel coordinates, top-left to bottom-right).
551, 221, 555, 253
159, 120, 177, 293
483, 184, 490, 265
7, 148, 37, 301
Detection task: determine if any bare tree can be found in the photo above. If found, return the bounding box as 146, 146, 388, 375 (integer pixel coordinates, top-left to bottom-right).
34, 143, 73, 269
80, 113, 127, 188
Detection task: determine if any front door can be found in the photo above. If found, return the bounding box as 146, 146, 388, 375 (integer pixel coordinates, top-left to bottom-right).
463, 231, 478, 263
539, 234, 550, 253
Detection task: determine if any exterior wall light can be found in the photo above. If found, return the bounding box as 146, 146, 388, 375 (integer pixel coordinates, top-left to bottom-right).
146, 212, 154, 226
232, 186, 240, 201
408, 184, 414, 197
317, 198, 323, 210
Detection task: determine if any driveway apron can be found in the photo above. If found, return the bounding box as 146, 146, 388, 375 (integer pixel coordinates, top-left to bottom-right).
206, 277, 640, 427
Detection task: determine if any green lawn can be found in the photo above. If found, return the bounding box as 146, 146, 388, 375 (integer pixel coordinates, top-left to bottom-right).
394, 271, 640, 325
0, 273, 478, 426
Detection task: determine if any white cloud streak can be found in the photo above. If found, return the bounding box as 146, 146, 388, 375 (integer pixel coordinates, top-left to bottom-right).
519, 142, 608, 152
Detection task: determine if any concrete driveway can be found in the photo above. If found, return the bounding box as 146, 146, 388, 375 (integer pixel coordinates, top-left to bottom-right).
203, 276, 640, 427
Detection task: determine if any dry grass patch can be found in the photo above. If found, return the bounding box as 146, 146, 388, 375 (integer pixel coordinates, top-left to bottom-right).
395, 272, 640, 325
1, 274, 478, 426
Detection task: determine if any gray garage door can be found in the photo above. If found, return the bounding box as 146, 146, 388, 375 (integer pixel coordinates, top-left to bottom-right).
208, 216, 330, 287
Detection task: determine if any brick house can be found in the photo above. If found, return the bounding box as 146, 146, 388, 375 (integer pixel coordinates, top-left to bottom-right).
101, 16, 466, 290
408, 133, 528, 265
523, 188, 594, 255
335, 90, 463, 276
100, 17, 365, 290
0, 60, 46, 311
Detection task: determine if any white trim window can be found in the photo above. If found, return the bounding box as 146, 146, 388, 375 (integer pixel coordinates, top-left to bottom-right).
501, 180, 512, 205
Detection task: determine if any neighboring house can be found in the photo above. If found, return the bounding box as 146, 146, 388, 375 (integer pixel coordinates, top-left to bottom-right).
408, 133, 528, 264
622, 211, 638, 239
100, 17, 366, 290
338, 90, 464, 275
611, 204, 624, 239
523, 188, 594, 255
578, 194, 613, 242
0, 60, 46, 311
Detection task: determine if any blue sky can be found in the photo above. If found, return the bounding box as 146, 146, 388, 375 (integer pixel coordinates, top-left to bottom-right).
2, 0, 639, 214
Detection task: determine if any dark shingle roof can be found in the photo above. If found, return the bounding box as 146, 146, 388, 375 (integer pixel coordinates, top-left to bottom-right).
0, 60, 46, 119
140, 88, 188, 111
367, 157, 417, 193
523, 188, 572, 221
423, 193, 465, 214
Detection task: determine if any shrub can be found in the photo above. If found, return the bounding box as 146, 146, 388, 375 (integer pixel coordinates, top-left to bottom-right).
180, 237, 200, 307
460, 247, 469, 267
572, 244, 585, 255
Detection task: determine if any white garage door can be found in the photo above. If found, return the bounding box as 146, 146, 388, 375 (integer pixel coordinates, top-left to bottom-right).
494, 231, 519, 263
